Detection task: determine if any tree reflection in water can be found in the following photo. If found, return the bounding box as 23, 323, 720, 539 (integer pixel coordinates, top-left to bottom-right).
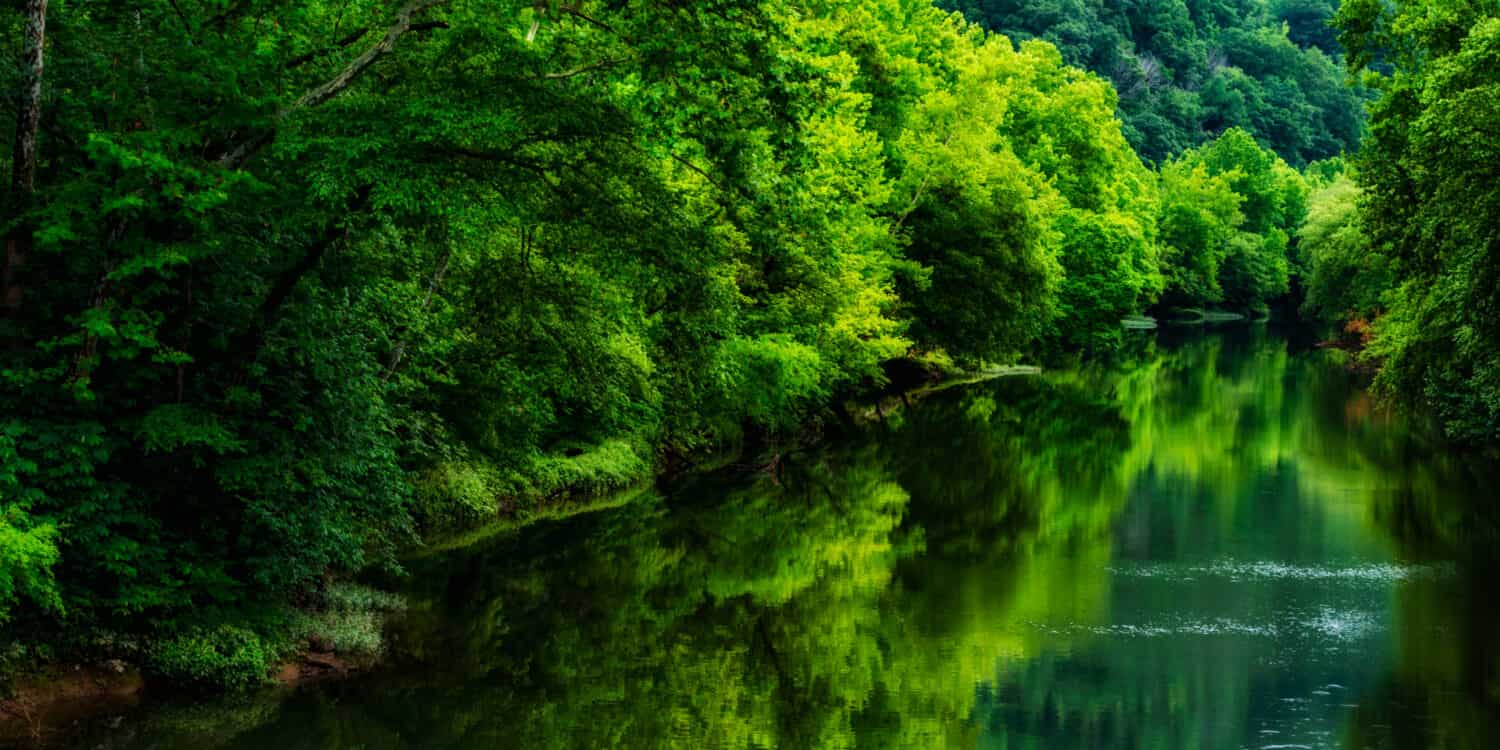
59, 328, 1500, 750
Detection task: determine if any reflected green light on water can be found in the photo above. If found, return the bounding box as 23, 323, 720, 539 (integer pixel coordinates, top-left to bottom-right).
51, 328, 1500, 749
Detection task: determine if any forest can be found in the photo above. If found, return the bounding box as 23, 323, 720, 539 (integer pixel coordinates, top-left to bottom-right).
0, 0, 1496, 694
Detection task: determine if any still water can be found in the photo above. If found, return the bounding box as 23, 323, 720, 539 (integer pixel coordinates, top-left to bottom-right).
48, 328, 1500, 748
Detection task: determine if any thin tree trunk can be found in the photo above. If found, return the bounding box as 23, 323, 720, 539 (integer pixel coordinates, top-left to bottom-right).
383, 248, 451, 382
4, 0, 48, 316
10, 0, 46, 196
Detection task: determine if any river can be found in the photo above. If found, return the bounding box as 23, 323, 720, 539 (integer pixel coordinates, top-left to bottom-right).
25, 327, 1500, 749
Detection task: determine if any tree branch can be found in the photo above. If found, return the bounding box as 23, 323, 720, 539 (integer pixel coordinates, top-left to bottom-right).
285, 21, 447, 70
894, 173, 932, 228
668, 152, 759, 204
894, 132, 957, 228
383, 248, 451, 382
439, 146, 552, 175
218, 0, 448, 169
210, 0, 249, 32
286, 28, 370, 70
540, 57, 627, 80
293, 0, 447, 111
232, 185, 373, 361
559, 6, 614, 33
166, 0, 195, 40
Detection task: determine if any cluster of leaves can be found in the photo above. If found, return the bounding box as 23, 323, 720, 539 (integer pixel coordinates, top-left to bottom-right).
0, 0, 1315, 675
943, 0, 1369, 165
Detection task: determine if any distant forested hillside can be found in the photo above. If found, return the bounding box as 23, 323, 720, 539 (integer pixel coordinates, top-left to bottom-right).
942, 0, 1366, 164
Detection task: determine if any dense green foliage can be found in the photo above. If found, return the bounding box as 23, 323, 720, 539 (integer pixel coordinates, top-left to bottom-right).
1157, 128, 1308, 311
147, 626, 279, 692
1297, 171, 1389, 324
945, 0, 1500, 544
55, 330, 1500, 748
0, 0, 1494, 722
942, 0, 1369, 164
1326, 0, 1500, 443
0, 0, 1320, 672
0, 0, 1416, 690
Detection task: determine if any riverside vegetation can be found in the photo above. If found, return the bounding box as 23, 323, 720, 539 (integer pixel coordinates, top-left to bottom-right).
31, 327, 1500, 749
0, 0, 1495, 694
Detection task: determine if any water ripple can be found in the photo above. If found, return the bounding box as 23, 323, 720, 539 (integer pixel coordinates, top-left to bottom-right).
1107, 560, 1452, 584
1027, 607, 1386, 641
1029, 617, 1277, 637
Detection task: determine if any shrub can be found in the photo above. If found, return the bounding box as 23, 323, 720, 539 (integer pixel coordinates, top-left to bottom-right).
303, 610, 384, 657
294, 583, 407, 659
146, 625, 276, 691
322, 582, 405, 614
411, 461, 503, 530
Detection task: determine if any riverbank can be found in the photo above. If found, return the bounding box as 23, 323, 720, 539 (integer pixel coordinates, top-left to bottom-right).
0, 582, 404, 745
0, 664, 143, 745
0, 354, 1039, 742
16, 326, 1498, 750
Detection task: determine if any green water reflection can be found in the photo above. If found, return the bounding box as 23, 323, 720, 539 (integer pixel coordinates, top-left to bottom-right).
59, 328, 1500, 749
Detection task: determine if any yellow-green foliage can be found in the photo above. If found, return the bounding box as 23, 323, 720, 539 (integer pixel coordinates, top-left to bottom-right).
0, 0, 1341, 675
415, 440, 653, 529
0, 425, 63, 626
1158, 128, 1308, 311
0, 510, 60, 625
1299, 176, 1392, 322
412, 461, 505, 530
518, 439, 654, 503
1157, 161, 1243, 306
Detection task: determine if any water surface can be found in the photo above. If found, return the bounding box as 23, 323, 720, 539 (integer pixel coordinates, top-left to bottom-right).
40, 328, 1500, 749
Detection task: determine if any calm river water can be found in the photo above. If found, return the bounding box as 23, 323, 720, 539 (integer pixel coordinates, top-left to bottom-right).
33, 327, 1500, 749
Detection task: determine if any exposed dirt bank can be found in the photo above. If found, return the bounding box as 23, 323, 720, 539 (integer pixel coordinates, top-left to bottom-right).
0, 663, 144, 744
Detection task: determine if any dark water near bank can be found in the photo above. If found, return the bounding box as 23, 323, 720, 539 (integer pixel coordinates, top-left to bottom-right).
35, 328, 1500, 749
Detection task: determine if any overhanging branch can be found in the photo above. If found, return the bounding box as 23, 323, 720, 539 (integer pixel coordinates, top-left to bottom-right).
218, 0, 449, 169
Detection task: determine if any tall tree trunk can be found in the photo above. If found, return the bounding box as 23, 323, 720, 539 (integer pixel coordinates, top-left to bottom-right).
4, 0, 48, 316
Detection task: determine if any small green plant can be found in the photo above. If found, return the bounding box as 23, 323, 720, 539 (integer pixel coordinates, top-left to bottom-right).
306, 610, 384, 656
293, 583, 406, 659
323, 582, 405, 614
